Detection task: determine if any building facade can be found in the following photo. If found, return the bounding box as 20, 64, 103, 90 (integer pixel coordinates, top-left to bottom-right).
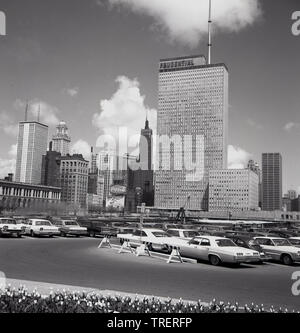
41, 142, 61, 188
262, 153, 282, 211
0, 180, 61, 212
154, 55, 228, 211
52, 121, 71, 156
247, 159, 262, 208
98, 151, 114, 207
59, 154, 89, 209
15, 121, 48, 184
208, 169, 259, 212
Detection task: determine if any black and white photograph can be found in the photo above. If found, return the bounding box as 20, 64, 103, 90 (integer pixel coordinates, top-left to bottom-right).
0, 0, 300, 321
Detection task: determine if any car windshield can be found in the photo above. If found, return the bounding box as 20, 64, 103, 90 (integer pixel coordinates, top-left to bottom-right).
35, 221, 51, 226
152, 232, 170, 237
183, 231, 198, 238
215, 239, 237, 247
272, 239, 292, 246
0, 219, 16, 225
64, 221, 78, 226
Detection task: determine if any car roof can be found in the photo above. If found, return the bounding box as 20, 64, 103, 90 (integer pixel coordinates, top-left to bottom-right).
194, 236, 228, 241
142, 228, 166, 232
254, 236, 285, 240
168, 228, 196, 232
30, 219, 50, 222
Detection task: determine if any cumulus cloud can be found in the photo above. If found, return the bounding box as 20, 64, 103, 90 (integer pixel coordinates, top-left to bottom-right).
247, 118, 263, 130
0, 112, 19, 137
71, 140, 91, 160
228, 145, 251, 169
64, 87, 79, 98
14, 99, 60, 126
284, 122, 300, 132
105, 0, 262, 46
93, 76, 157, 149
8, 144, 17, 158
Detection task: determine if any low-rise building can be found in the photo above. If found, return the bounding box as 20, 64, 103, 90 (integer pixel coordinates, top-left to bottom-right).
0, 179, 61, 212
209, 169, 259, 212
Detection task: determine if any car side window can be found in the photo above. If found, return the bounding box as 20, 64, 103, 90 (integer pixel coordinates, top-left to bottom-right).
200, 239, 210, 246
189, 239, 201, 245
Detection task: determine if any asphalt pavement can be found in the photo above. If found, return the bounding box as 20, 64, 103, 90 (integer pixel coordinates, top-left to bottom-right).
0, 236, 299, 311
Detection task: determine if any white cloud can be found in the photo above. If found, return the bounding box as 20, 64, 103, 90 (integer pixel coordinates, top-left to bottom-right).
93, 76, 157, 148
0, 112, 18, 137
247, 118, 263, 130
8, 144, 17, 158
228, 145, 251, 169
14, 99, 60, 126
0, 159, 15, 179
284, 122, 300, 132
64, 87, 79, 98
106, 0, 262, 46
71, 140, 91, 160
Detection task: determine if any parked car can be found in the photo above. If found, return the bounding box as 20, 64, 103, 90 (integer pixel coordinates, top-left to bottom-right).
253, 237, 300, 265
12, 216, 29, 234
24, 219, 60, 237
54, 220, 87, 237
117, 228, 175, 252
267, 230, 297, 238
78, 220, 117, 238
289, 237, 300, 247
167, 229, 200, 240
0, 218, 23, 237
227, 235, 271, 262
178, 236, 261, 266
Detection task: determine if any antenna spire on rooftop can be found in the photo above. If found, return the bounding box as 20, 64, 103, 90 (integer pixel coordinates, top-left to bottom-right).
25, 100, 29, 121
38, 103, 41, 122
208, 0, 212, 65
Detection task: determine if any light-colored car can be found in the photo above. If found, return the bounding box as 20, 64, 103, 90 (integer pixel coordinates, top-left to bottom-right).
117, 228, 175, 252
0, 218, 23, 237
289, 237, 300, 248
25, 219, 60, 237
167, 229, 200, 240
254, 237, 300, 265
178, 236, 261, 266
54, 220, 87, 237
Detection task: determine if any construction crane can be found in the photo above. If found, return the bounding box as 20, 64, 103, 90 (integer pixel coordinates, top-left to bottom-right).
175, 195, 190, 224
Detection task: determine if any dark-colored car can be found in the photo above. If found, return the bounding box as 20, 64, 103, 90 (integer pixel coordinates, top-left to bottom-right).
78, 220, 117, 238
228, 235, 271, 263
267, 230, 297, 238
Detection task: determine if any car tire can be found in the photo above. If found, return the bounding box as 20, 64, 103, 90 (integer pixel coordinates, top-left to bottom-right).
17, 233, 22, 238
148, 243, 154, 252
30, 230, 35, 238
209, 255, 221, 266
281, 254, 293, 266
89, 231, 96, 238
60, 231, 66, 237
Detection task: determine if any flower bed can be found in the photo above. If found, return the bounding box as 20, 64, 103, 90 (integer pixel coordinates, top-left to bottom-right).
0, 286, 295, 313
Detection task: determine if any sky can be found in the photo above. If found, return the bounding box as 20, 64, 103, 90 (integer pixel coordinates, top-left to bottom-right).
0, 0, 299, 193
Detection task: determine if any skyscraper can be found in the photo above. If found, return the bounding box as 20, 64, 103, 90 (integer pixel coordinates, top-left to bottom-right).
154, 55, 228, 210
262, 153, 283, 211
15, 121, 48, 184
52, 121, 71, 156
41, 141, 61, 188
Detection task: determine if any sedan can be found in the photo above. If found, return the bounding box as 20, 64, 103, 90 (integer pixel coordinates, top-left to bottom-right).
55, 220, 87, 237
0, 218, 22, 237
254, 237, 300, 265
178, 236, 261, 266
25, 219, 60, 237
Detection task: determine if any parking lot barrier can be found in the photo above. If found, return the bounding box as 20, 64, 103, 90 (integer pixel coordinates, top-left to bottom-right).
98, 237, 112, 249
136, 244, 151, 257
118, 240, 134, 254
167, 247, 183, 264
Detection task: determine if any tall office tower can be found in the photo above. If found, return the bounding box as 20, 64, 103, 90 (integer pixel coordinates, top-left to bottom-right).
287, 189, 297, 200
52, 121, 71, 156
154, 55, 228, 210
98, 151, 114, 206
262, 153, 283, 211
90, 147, 98, 174
15, 121, 48, 184
60, 154, 89, 209
248, 159, 262, 208
41, 142, 61, 188
126, 119, 154, 212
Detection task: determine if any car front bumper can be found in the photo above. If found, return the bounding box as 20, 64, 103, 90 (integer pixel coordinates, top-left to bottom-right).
234, 256, 261, 263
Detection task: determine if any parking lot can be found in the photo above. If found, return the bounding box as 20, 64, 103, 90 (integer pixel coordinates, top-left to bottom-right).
0, 236, 300, 311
